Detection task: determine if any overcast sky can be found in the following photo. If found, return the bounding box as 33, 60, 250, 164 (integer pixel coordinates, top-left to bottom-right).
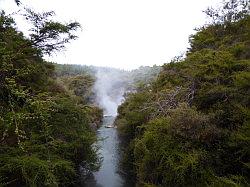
1, 0, 220, 70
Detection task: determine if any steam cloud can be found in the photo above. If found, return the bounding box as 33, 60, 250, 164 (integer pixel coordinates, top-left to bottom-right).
93, 68, 126, 116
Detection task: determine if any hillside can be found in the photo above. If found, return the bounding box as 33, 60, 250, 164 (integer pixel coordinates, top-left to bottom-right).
0, 9, 102, 186
1, 0, 249, 186
115, 1, 250, 186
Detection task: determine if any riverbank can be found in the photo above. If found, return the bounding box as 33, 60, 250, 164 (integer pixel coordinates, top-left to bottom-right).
84, 116, 129, 187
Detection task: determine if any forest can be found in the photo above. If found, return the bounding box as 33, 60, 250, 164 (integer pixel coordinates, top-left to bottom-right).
0, 0, 249, 186
115, 0, 250, 186
0, 2, 103, 186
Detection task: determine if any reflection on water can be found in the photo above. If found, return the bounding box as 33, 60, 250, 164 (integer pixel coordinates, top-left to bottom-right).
83, 116, 133, 187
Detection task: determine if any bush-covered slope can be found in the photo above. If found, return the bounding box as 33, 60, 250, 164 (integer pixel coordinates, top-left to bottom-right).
54, 66, 103, 130
0, 12, 101, 186
116, 1, 250, 186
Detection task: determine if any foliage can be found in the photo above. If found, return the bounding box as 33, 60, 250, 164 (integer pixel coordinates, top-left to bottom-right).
116, 1, 250, 186
204, 0, 249, 24
54, 64, 95, 77
53, 64, 103, 128
0, 11, 101, 186
57, 75, 95, 103
128, 65, 162, 89
23, 8, 80, 56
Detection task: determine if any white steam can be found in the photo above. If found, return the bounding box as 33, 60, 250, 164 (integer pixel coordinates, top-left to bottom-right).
93, 68, 126, 116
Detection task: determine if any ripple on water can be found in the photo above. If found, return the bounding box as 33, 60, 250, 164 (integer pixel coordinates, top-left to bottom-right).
83, 116, 133, 187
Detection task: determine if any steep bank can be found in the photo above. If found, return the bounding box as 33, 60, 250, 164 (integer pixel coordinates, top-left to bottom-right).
0, 12, 101, 186
115, 3, 250, 186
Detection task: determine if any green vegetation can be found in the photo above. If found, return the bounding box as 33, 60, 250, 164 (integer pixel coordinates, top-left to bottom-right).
55, 64, 162, 97
1, 0, 249, 186
55, 65, 103, 129
116, 1, 250, 186
0, 8, 101, 186
128, 65, 162, 89
54, 64, 95, 77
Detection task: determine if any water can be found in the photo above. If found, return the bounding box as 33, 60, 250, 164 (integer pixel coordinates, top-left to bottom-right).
84, 116, 131, 187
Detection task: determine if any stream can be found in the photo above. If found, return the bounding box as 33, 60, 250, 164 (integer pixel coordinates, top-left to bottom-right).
84, 116, 133, 187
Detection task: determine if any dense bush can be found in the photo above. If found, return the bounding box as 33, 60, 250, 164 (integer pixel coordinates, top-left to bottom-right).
116, 1, 250, 186
0, 11, 101, 186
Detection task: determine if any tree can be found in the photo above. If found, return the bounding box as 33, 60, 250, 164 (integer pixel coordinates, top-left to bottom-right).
204, 0, 250, 24
23, 8, 80, 55
116, 0, 250, 186
14, 0, 21, 5
0, 7, 100, 187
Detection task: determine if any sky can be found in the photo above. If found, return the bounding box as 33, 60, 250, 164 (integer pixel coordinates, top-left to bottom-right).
1, 0, 221, 70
